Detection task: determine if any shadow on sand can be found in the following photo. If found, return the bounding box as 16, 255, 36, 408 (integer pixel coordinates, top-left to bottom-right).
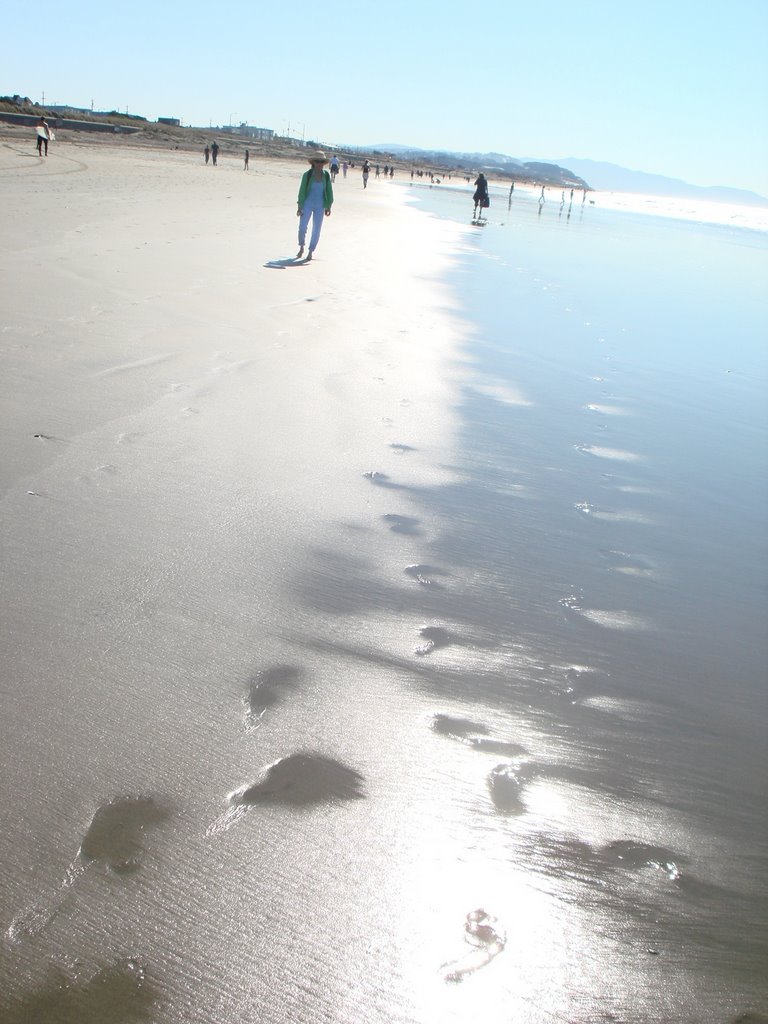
264, 256, 308, 269
2, 960, 158, 1024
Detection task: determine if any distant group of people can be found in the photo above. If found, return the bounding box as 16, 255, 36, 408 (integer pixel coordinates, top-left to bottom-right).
360, 160, 395, 189
193, 140, 555, 259
203, 141, 252, 169
410, 168, 453, 182
203, 141, 219, 165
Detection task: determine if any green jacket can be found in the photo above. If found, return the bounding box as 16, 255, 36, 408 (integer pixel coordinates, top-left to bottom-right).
297, 168, 334, 210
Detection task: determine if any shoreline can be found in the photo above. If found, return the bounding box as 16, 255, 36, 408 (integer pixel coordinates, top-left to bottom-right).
409, 176, 768, 233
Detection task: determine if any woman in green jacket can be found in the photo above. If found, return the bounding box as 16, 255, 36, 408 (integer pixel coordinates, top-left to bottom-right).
296, 151, 334, 261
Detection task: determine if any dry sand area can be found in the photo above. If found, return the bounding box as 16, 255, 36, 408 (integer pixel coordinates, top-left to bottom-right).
0, 138, 468, 673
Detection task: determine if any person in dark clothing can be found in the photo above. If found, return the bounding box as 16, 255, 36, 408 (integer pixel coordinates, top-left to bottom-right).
473, 173, 489, 220
36, 118, 51, 157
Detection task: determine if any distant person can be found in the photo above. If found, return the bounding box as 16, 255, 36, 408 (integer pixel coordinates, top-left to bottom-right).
204, 145, 210, 164
362, 160, 370, 189
329, 154, 339, 182
473, 173, 489, 219
36, 117, 51, 157
244, 148, 249, 170
211, 141, 219, 166
296, 151, 333, 261
342, 161, 348, 178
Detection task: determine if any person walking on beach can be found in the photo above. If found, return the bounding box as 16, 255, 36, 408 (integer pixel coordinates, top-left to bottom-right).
329, 154, 339, 182
36, 117, 51, 157
473, 172, 489, 220
342, 161, 348, 179
296, 151, 334, 261
362, 160, 370, 189
244, 148, 250, 171
211, 141, 219, 166
204, 145, 210, 164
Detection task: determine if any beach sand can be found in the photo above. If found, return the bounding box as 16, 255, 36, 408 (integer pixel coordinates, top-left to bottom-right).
2, 136, 766, 1024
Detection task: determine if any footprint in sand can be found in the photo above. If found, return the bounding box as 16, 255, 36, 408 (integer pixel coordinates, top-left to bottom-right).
6, 797, 169, 944
2, 958, 156, 1024
600, 840, 684, 881
561, 664, 604, 702
431, 715, 530, 813
431, 714, 489, 740
404, 564, 449, 587
574, 443, 643, 464
244, 664, 303, 731
207, 753, 365, 835
382, 514, 421, 535
440, 909, 506, 982
600, 548, 659, 579
415, 626, 452, 656
487, 762, 538, 815
362, 471, 404, 490
559, 593, 649, 632
431, 712, 526, 755
542, 835, 686, 885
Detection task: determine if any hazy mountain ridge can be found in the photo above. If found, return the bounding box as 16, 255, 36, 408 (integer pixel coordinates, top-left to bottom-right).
366, 144, 586, 187
369, 144, 765, 206
547, 157, 768, 207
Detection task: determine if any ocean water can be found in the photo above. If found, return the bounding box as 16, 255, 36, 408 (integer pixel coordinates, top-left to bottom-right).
394, 181, 768, 1020
1, 174, 766, 1024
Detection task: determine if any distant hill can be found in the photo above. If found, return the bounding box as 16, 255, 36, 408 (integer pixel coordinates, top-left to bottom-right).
363, 144, 587, 188
337, 142, 768, 205
548, 158, 768, 207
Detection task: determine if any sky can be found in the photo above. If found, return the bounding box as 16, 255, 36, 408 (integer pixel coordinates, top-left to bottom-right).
3, 0, 767, 195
